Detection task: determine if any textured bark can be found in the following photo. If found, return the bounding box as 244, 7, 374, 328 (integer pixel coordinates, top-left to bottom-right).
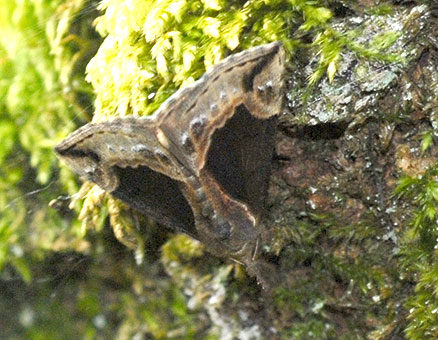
160, 4, 438, 339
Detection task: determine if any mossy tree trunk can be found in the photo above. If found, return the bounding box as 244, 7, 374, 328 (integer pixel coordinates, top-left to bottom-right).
173, 4, 438, 340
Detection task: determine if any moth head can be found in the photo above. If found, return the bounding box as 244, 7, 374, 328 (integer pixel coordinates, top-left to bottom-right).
55, 144, 118, 192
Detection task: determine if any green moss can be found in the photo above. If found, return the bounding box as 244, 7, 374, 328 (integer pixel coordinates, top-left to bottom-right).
421, 130, 434, 153
86, 0, 307, 119
281, 319, 337, 340
270, 199, 402, 338
394, 165, 438, 339
309, 26, 403, 85
367, 4, 395, 16
0, 0, 98, 282
161, 233, 204, 264
395, 166, 438, 250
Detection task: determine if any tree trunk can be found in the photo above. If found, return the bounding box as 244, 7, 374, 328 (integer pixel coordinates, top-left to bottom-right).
163, 4, 438, 340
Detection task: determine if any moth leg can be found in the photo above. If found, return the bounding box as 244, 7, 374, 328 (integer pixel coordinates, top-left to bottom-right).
232, 237, 281, 292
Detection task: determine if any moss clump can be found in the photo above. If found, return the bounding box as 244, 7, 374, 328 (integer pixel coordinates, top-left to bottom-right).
272, 211, 398, 339
395, 165, 438, 339
85, 0, 333, 120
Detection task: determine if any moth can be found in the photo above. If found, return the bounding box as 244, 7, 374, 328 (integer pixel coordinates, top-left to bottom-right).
55, 41, 285, 288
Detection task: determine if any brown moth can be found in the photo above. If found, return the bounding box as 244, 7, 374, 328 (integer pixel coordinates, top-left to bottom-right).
55, 41, 285, 289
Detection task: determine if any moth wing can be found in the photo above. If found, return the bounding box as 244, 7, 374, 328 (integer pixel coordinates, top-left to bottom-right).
55, 118, 197, 237
156, 42, 285, 218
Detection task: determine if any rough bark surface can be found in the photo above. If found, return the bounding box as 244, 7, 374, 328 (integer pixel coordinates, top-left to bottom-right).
159, 4, 438, 339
